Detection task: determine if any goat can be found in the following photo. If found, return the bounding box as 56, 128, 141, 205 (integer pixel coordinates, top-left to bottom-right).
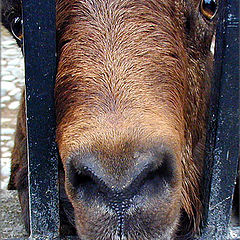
1, 0, 218, 239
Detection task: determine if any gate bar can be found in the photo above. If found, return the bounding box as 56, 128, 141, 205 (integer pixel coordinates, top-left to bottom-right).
22, 0, 60, 238
201, 0, 239, 239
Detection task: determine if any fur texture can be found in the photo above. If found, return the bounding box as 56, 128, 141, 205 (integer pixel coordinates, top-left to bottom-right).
1, 0, 217, 239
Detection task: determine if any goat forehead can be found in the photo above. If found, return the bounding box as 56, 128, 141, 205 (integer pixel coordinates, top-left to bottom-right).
56, 0, 187, 69
56, 0, 180, 17
54, 0, 189, 154
55, 0, 187, 102
56, 0, 185, 42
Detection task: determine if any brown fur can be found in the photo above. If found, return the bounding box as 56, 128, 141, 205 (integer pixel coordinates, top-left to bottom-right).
5, 0, 217, 239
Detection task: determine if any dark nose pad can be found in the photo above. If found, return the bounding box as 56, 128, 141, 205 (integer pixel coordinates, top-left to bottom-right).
67, 149, 176, 202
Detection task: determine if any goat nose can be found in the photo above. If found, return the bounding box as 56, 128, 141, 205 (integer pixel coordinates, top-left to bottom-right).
67, 147, 175, 198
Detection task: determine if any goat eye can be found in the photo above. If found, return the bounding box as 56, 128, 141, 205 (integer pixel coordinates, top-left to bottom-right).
10, 17, 23, 41
200, 0, 218, 20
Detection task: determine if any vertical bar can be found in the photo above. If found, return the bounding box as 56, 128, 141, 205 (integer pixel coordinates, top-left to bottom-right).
239, 161, 240, 226
22, 0, 60, 239
201, 0, 239, 239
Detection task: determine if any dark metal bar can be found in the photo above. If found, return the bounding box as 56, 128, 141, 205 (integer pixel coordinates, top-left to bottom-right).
201, 0, 239, 239
7, 237, 79, 240
239, 161, 240, 225
22, 0, 60, 238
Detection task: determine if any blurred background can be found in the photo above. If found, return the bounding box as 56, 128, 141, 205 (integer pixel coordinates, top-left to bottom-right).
1, 26, 24, 189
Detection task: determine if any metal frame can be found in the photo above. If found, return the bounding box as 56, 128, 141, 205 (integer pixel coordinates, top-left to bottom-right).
22, 0, 59, 238
200, 0, 239, 239
4, 0, 240, 239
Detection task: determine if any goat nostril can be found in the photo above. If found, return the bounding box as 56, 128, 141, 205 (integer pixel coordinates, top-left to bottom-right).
76, 172, 93, 187
67, 149, 175, 200
147, 159, 174, 184
68, 163, 95, 189
146, 170, 157, 181
68, 162, 110, 197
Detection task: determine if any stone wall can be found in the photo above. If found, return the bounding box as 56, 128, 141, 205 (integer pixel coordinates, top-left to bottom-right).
0, 190, 28, 239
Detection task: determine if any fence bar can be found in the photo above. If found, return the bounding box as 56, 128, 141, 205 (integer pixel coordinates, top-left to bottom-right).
201, 0, 239, 239
7, 237, 78, 240
22, 0, 60, 239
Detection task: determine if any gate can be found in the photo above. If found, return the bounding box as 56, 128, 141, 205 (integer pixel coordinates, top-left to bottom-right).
4, 0, 240, 239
